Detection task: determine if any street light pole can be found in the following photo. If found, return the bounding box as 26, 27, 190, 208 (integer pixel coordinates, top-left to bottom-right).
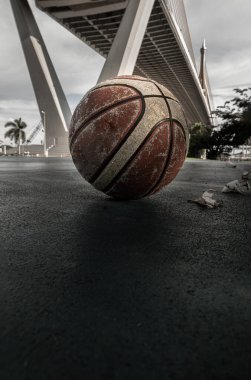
18, 128, 21, 155
41, 110, 48, 157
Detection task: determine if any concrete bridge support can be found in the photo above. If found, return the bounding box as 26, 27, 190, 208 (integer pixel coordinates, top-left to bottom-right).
10, 0, 72, 156
97, 0, 155, 83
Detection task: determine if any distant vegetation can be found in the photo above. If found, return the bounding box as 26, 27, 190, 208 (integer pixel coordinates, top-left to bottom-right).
188, 122, 211, 158
4, 118, 27, 155
188, 88, 251, 159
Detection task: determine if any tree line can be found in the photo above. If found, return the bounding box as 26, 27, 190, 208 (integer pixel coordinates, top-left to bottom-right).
188, 88, 251, 158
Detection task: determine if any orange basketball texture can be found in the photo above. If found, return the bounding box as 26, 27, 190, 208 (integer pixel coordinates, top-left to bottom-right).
69, 76, 189, 199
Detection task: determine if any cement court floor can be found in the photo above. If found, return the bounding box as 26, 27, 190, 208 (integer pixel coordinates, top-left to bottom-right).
0, 157, 251, 380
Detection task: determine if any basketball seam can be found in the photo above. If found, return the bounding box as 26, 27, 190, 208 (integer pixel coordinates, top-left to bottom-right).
144, 95, 178, 101
167, 100, 189, 140
70, 80, 178, 151
113, 76, 150, 82
70, 94, 141, 150
145, 78, 188, 138
144, 78, 179, 101
170, 118, 187, 141
103, 77, 180, 104
150, 123, 187, 196
142, 82, 175, 197
145, 83, 187, 196
104, 118, 172, 196
94, 81, 178, 102
70, 94, 176, 151
88, 96, 145, 184
70, 83, 143, 148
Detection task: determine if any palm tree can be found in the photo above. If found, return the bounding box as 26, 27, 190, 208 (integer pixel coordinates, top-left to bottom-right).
4, 118, 27, 155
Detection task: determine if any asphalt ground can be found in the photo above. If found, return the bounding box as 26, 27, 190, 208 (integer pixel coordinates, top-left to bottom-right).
0, 157, 251, 380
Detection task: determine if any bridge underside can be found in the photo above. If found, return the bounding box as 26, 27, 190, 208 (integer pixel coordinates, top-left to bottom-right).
36, 0, 212, 126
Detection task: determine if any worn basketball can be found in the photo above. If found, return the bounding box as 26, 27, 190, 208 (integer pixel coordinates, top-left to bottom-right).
69, 75, 189, 199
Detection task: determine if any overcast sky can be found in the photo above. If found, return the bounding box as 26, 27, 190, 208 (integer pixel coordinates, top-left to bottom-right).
0, 0, 251, 143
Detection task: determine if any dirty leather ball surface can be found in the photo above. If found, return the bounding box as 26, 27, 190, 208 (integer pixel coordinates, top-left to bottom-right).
69, 75, 189, 200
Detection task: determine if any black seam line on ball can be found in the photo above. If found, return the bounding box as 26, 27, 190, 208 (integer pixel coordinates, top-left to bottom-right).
91, 83, 142, 95
140, 123, 172, 198
99, 76, 179, 105
144, 78, 179, 102
70, 94, 141, 150
111, 77, 180, 104
144, 82, 174, 196
70, 83, 143, 148
142, 82, 174, 197
112, 76, 152, 82
147, 79, 188, 136
69, 97, 173, 151
180, 107, 189, 155
69, 80, 176, 149
181, 107, 189, 140
69, 95, 175, 151
143, 119, 187, 197
103, 118, 171, 194
87, 81, 177, 103
143, 94, 178, 101
150, 81, 173, 117
171, 118, 187, 141
95, 81, 177, 102
88, 94, 146, 184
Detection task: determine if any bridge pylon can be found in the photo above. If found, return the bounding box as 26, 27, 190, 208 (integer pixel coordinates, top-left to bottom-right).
98, 0, 155, 83
199, 39, 214, 121
10, 0, 72, 156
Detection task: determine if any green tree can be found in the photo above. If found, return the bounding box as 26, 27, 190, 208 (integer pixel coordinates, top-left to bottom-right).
190, 88, 251, 159
4, 118, 27, 155
188, 122, 211, 157
211, 88, 251, 152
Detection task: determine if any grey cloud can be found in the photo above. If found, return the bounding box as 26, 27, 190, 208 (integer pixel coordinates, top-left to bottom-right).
185, 0, 251, 54
184, 0, 251, 107
0, 0, 104, 140
31, 3, 105, 98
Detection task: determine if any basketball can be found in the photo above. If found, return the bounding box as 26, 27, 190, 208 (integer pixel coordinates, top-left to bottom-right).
69, 75, 189, 199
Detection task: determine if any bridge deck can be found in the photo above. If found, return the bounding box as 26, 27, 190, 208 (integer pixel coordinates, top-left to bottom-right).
36, 0, 211, 125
